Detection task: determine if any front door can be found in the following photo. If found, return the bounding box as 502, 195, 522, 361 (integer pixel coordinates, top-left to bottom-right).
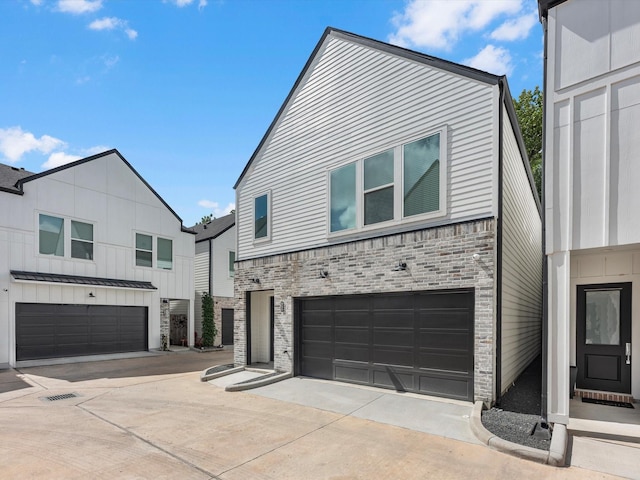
576, 283, 632, 394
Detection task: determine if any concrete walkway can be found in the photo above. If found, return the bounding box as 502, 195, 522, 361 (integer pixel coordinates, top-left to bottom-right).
0, 352, 625, 479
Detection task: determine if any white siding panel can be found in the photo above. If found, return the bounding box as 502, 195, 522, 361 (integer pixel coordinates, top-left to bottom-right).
211, 227, 235, 298
238, 35, 495, 259
501, 106, 543, 393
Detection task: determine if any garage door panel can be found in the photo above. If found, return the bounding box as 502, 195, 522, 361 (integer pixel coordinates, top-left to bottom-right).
16, 303, 148, 361
419, 331, 470, 350
335, 344, 368, 362
373, 311, 413, 328
303, 342, 332, 358
301, 311, 332, 327
335, 364, 369, 384
418, 352, 472, 373
373, 368, 415, 390
372, 347, 413, 367
299, 289, 474, 401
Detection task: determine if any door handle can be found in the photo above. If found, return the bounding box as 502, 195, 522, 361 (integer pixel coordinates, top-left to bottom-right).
626, 343, 631, 365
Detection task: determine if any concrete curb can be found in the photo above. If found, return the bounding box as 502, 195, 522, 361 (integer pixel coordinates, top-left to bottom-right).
200, 365, 244, 382
470, 401, 567, 466
225, 371, 292, 392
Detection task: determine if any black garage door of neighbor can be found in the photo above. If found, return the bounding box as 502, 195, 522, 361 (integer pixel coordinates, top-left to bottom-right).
16, 304, 148, 361
297, 289, 474, 401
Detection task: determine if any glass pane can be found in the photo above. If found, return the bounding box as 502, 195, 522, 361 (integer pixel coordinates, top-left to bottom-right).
136, 250, 152, 267
404, 133, 440, 217
72, 240, 93, 260
364, 186, 394, 225
229, 251, 235, 276
330, 163, 356, 232
585, 290, 620, 345
136, 233, 152, 251
157, 238, 172, 270
39, 214, 64, 256
71, 221, 93, 241
254, 194, 268, 239
364, 149, 394, 190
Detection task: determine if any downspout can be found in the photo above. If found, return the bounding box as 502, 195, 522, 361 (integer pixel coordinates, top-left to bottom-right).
540, 13, 549, 426
208, 238, 213, 296
496, 79, 505, 402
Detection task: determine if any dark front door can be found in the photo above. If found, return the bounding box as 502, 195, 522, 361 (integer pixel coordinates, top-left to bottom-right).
270, 297, 275, 362
576, 283, 632, 394
297, 289, 474, 401
221, 308, 234, 345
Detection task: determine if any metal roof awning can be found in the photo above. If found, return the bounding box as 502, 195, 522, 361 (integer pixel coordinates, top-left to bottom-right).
10, 270, 157, 290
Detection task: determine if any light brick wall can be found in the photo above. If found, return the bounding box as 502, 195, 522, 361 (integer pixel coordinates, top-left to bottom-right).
234, 218, 497, 403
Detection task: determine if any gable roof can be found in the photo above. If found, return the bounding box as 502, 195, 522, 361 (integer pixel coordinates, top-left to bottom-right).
234, 27, 502, 190
538, 0, 570, 19
0, 163, 34, 194
11, 149, 194, 233
191, 212, 235, 242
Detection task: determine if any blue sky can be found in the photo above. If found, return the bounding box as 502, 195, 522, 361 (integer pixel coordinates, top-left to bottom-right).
1, 0, 543, 227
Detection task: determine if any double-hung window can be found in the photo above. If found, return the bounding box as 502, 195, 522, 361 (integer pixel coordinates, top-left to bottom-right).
71, 221, 93, 260
136, 233, 153, 267
157, 238, 173, 270
329, 129, 445, 234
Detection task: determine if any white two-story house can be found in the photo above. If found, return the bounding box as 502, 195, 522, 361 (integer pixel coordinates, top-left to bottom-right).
0, 149, 195, 367
232, 28, 542, 404
540, 0, 640, 424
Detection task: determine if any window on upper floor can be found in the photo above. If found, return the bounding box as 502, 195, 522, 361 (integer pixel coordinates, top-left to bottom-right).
157, 237, 173, 270
254, 192, 270, 241
228, 250, 235, 277
136, 233, 153, 267
71, 221, 93, 260
39, 214, 64, 256
329, 129, 445, 234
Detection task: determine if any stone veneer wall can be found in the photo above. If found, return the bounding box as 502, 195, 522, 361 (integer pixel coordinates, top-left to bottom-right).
213, 295, 235, 346
234, 218, 497, 403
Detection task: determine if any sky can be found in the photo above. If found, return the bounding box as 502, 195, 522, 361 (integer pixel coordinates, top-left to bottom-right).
0, 0, 543, 227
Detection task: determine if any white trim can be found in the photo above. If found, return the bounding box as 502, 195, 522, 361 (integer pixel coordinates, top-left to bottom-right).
252, 190, 272, 244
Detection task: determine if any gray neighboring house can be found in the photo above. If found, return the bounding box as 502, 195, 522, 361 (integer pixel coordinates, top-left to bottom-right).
191, 213, 236, 346
232, 28, 542, 404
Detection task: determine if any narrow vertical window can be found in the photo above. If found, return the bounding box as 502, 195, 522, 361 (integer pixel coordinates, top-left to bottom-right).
229, 251, 235, 277
364, 149, 394, 225
330, 163, 356, 232
136, 233, 153, 267
71, 221, 94, 260
254, 194, 269, 239
404, 133, 440, 217
157, 238, 173, 270
39, 214, 64, 256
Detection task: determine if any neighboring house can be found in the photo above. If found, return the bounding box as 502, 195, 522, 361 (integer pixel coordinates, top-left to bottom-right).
191, 213, 236, 346
540, 0, 640, 424
232, 27, 542, 404
0, 150, 195, 368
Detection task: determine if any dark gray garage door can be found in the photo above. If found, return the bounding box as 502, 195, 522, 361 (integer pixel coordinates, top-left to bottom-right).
16, 304, 148, 361
297, 289, 474, 401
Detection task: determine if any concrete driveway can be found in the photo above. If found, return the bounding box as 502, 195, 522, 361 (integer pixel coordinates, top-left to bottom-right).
0, 351, 623, 479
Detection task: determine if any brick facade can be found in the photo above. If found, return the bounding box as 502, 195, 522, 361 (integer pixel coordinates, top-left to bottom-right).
234, 218, 497, 403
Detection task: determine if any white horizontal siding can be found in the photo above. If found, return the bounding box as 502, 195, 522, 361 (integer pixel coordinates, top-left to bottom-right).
237, 34, 496, 259
500, 105, 543, 392
194, 241, 209, 294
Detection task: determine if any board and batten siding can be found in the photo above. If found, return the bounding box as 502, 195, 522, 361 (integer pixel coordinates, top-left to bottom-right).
500, 105, 542, 392
236, 33, 497, 260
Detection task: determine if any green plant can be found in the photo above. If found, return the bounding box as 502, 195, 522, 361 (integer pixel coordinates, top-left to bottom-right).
201, 292, 217, 347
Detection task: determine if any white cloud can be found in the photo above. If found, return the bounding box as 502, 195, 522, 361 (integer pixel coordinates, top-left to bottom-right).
0, 127, 66, 163
198, 200, 235, 217
490, 12, 537, 41
164, 0, 207, 7
76, 75, 91, 84
30, 0, 43, 5
42, 151, 82, 169
57, 0, 103, 15
464, 44, 513, 76
89, 17, 137, 40
102, 54, 120, 69
198, 0, 207, 10
389, 0, 523, 51
82, 145, 111, 156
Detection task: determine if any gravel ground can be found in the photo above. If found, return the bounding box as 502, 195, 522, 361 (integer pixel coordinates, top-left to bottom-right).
481, 356, 552, 451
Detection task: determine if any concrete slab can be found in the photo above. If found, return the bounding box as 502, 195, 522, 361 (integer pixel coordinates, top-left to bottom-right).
208, 370, 265, 389
570, 436, 640, 480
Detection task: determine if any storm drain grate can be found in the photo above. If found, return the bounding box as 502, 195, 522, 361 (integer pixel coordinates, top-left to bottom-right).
43, 393, 79, 402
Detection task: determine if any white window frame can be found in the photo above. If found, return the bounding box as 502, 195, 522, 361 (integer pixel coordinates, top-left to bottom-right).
70, 220, 94, 261
253, 190, 271, 243
228, 250, 235, 278
37, 213, 96, 262
326, 127, 447, 238
135, 232, 154, 268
